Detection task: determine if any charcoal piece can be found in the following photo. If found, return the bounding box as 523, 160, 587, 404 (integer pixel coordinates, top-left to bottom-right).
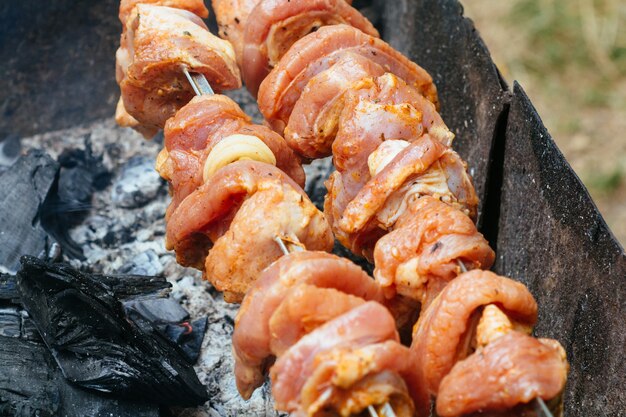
374, 0, 510, 232
112, 156, 164, 208
0, 307, 21, 338
496, 84, 626, 417
41, 139, 112, 260
0, 273, 19, 301
0, 149, 59, 273
125, 298, 190, 324
93, 272, 171, 301
162, 317, 208, 364
124, 298, 208, 364
17, 256, 209, 406
0, 336, 159, 417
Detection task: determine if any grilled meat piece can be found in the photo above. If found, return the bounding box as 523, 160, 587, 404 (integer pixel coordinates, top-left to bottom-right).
299, 341, 428, 417
270, 302, 398, 412
242, 0, 379, 97
119, 0, 209, 24
115, 97, 160, 139
211, 0, 261, 64
285, 53, 386, 159
268, 284, 366, 357
437, 332, 568, 417
410, 271, 538, 397
118, 5, 240, 134
205, 179, 333, 302
366, 141, 479, 225
165, 161, 332, 301
324, 74, 453, 258
337, 135, 449, 236
373, 196, 493, 302
232, 251, 383, 399
159, 95, 304, 215
258, 25, 439, 134
300, 370, 416, 417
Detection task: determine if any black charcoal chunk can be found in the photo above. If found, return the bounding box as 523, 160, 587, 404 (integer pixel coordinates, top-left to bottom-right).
0, 307, 21, 338
92, 272, 171, 301
0, 273, 19, 302
40, 139, 111, 260
0, 336, 159, 417
162, 317, 208, 364
17, 256, 209, 406
0, 150, 59, 273
112, 156, 164, 208
496, 83, 626, 417
124, 298, 209, 365
125, 298, 190, 324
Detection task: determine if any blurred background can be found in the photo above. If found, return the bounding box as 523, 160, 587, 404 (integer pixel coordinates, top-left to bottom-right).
464, 0, 626, 245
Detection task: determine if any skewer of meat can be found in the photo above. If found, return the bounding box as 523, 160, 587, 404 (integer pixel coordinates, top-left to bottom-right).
412, 266, 567, 417
158, 78, 333, 302
248, 18, 498, 314
235, 238, 411, 416
207, 1, 566, 415
114, 2, 333, 301
151, 54, 407, 416
112, 2, 566, 416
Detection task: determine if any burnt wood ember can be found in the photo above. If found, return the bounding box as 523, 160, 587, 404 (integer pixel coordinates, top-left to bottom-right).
16, 256, 209, 406
0, 150, 59, 273
0, 337, 160, 417
496, 84, 626, 417
0, 273, 20, 302
41, 139, 112, 260
1, 273, 159, 417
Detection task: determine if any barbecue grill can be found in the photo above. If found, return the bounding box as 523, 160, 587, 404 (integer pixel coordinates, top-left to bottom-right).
0, 0, 624, 416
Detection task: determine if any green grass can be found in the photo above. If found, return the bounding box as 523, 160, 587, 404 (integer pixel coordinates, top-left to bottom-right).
508, 0, 625, 106
587, 166, 624, 193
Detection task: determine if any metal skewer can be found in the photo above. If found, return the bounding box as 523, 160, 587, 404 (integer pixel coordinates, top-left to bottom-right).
182, 66, 214, 95
368, 403, 397, 417
456, 259, 554, 417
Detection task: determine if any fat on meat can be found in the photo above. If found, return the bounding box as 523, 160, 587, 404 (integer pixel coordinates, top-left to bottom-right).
337, 134, 448, 235
301, 370, 416, 417
300, 341, 429, 417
